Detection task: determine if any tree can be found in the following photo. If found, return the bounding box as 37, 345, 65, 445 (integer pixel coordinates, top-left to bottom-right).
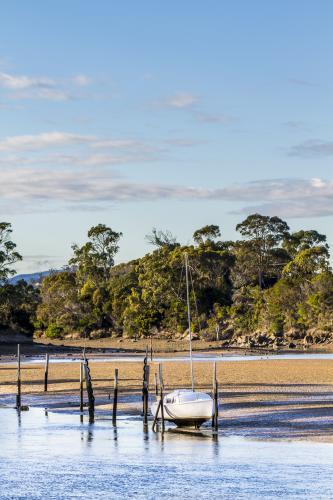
193, 225, 221, 245
36, 271, 83, 334
283, 229, 328, 257
0, 222, 22, 282
145, 228, 179, 249
282, 247, 330, 282
235, 214, 290, 290
70, 224, 122, 284
0, 280, 39, 335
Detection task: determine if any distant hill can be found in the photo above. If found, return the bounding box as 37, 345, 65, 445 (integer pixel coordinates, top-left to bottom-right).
9, 270, 56, 285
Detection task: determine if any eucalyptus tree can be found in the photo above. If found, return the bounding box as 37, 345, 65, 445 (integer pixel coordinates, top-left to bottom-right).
0, 222, 22, 282
70, 224, 123, 285
235, 214, 290, 290
193, 225, 221, 245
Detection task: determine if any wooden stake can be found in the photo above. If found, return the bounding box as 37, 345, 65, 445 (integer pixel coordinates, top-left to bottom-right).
212, 362, 219, 431
84, 359, 95, 423
142, 356, 150, 426
154, 372, 158, 396
44, 353, 49, 392
159, 363, 165, 433
150, 336, 153, 361
152, 398, 162, 432
79, 362, 84, 413
112, 368, 118, 425
16, 344, 21, 410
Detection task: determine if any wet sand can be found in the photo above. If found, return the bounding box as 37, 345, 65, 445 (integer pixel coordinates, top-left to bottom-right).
1, 357, 333, 442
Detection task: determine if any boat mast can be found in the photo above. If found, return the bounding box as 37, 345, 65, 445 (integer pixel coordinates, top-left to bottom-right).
185, 253, 195, 391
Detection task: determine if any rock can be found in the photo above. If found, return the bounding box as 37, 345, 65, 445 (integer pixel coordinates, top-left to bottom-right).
185, 333, 199, 341
288, 342, 296, 349
303, 334, 313, 346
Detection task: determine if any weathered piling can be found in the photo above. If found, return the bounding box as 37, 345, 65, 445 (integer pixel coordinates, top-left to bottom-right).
16, 344, 21, 410
159, 363, 165, 433
79, 362, 84, 413
84, 359, 95, 423
112, 368, 119, 425
152, 364, 165, 433
142, 352, 150, 425
154, 372, 158, 396
44, 353, 49, 392
212, 362, 219, 431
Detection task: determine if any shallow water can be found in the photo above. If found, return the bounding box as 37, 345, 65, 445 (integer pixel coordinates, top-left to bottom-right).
1, 408, 333, 499
3, 352, 333, 365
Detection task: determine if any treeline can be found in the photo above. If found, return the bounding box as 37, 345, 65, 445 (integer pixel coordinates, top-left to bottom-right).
1, 215, 332, 348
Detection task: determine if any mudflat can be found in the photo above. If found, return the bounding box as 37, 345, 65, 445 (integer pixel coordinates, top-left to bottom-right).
1, 354, 333, 441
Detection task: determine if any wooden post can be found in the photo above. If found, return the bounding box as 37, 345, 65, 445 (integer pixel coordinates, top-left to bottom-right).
79, 362, 84, 413
112, 368, 118, 425
154, 372, 158, 396
152, 363, 165, 433
84, 359, 95, 424
150, 336, 153, 361
212, 362, 219, 431
159, 363, 165, 433
16, 344, 21, 410
44, 353, 49, 392
142, 355, 150, 426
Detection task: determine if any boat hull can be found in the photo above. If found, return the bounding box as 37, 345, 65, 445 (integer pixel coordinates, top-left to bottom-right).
151, 393, 213, 428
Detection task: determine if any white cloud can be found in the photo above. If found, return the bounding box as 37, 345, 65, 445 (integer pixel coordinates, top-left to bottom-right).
166, 93, 199, 108
0, 169, 332, 219
0, 71, 91, 101
0, 72, 54, 90
0, 132, 95, 152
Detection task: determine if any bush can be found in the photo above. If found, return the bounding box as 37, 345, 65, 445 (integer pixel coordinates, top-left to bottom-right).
45, 324, 63, 339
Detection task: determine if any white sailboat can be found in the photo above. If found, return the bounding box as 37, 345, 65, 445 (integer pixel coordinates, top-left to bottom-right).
151, 253, 213, 428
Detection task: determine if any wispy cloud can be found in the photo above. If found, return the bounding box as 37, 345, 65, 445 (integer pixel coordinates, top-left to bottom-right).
0, 132, 95, 152
288, 78, 315, 87
164, 138, 205, 148
288, 139, 333, 157
283, 121, 309, 131
165, 92, 199, 109
0, 169, 332, 219
193, 111, 235, 124
71, 74, 91, 86
0, 71, 91, 101
0, 72, 54, 90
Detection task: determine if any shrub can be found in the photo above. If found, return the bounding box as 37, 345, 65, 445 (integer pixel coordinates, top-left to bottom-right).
45, 324, 63, 339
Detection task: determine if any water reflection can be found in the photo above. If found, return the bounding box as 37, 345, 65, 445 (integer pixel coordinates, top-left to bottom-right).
1, 408, 333, 499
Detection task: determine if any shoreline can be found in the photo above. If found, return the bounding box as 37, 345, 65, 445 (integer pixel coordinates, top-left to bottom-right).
1, 336, 333, 361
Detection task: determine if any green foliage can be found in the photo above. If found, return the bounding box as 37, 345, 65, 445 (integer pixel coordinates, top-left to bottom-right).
0, 280, 39, 335
0, 222, 22, 282
70, 224, 122, 285
45, 324, 63, 339
193, 225, 221, 245
3, 216, 333, 344
235, 214, 290, 289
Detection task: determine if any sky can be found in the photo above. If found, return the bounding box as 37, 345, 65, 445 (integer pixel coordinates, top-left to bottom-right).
0, 1, 332, 273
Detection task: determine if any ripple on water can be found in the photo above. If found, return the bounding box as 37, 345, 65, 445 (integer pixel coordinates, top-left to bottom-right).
0, 408, 333, 498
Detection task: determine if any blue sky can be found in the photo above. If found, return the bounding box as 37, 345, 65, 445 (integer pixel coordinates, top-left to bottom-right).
0, 1, 332, 272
